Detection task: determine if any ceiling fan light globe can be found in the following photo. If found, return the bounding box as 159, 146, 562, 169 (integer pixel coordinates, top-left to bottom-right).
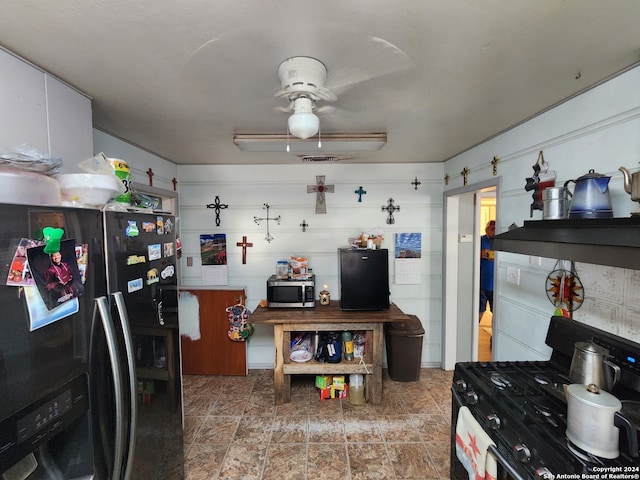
288, 112, 319, 139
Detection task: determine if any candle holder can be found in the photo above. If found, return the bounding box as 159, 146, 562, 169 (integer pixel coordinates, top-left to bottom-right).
319, 284, 331, 306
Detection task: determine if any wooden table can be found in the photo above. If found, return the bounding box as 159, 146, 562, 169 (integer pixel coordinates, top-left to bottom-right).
250, 301, 410, 405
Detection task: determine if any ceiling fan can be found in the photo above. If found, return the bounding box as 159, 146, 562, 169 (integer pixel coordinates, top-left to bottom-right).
274, 56, 337, 139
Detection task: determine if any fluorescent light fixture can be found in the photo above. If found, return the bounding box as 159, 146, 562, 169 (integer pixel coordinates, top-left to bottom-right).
234, 133, 387, 153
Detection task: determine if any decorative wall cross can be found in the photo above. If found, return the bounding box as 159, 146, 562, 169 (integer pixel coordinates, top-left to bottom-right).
411, 177, 422, 190
354, 186, 367, 202
206, 196, 229, 226
461, 167, 470, 186
147, 168, 154, 186
444, 174, 450, 186
300, 219, 309, 232
236, 236, 253, 264
382, 198, 400, 224
172, 178, 178, 191
491, 156, 500, 176
253, 203, 281, 243
307, 175, 334, 214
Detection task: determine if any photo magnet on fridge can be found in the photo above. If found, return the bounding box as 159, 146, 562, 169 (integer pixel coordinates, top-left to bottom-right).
27, 238, 86, 310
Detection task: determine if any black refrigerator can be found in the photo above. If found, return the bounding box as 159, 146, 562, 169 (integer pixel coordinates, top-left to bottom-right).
0, 204, 182, 480
338, 247, 390, 310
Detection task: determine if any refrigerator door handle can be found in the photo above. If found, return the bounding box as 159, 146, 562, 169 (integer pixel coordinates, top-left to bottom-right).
95, 296, 125, 480
111, 291, 138, 480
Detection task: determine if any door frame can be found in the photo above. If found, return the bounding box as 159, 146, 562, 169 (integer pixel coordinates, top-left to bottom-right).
442, 177, 501, 370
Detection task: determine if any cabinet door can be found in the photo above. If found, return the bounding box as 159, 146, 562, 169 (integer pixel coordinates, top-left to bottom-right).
180, 289, 247, 375
0, 50, 48, 152
46, 74, 93, 171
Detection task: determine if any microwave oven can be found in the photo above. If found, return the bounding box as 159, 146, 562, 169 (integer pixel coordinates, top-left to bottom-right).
267, 275, 315, 308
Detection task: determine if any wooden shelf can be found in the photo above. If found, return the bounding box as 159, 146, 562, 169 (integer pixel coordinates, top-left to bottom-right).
283, 358, 373, 375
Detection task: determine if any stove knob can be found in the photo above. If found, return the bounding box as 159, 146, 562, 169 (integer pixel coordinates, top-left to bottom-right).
465, 390, 478, 405
486, 413, 501, 430
454, 379, 467, 392
535, 467, 554, 480
514, 444, 531, 463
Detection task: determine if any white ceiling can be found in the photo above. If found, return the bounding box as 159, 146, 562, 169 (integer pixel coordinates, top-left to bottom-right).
1, 1, 639, 165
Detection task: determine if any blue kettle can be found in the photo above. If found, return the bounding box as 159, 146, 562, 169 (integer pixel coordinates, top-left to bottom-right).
564, 169, 613, 219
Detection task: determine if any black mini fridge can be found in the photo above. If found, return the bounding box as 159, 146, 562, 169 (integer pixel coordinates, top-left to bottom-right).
338, 248, 390, 310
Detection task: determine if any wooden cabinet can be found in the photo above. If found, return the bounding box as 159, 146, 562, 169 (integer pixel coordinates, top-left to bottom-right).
180, 289, 247, 375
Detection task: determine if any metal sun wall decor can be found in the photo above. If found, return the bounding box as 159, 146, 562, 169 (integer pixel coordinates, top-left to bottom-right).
206, 196, 229, 226
354, 186, 367, 202
253, 203, 281, 243
382, 198, 400, 224
307, 175, 334, 214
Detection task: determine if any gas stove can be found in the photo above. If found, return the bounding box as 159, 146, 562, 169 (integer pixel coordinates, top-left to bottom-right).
451, 317, 640, 480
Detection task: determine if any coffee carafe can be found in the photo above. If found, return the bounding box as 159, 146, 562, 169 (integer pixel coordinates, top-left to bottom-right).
569, 341, 620, 392
564, 169, 613, 219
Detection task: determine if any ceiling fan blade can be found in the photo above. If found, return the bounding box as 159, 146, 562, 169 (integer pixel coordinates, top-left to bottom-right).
274, 100, 294, 113
324, 36, 415, 96
315, 105, 336, 115
315, 87, 337, 102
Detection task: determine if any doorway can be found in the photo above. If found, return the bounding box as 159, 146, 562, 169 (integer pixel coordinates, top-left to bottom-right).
442, 178, 501, 370
478, 193, 496, 362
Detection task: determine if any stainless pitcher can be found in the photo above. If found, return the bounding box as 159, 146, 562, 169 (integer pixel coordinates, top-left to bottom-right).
569, 341, 621, 392
542, 186, 569, 219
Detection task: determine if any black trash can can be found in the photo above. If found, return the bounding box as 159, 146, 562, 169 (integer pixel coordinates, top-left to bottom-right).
385, 315, 425, 381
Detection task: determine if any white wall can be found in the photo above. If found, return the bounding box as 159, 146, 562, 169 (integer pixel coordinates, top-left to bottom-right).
444, 65, 640, 360
93, 130, 178, 192
177, 163, 444, 368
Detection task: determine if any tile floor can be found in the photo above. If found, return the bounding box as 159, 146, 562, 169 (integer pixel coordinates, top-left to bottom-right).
183, 368, 454, 480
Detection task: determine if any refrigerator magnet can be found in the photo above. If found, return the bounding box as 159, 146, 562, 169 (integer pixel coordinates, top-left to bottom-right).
148, 244, 161, 261
126, 221, 139, 237
128, 278, 143, 293
27, 239, 86, 310
146, 268, 159, 285
142, 221, 156, 233
161, 265, 175, 279
164, 217, 173, 233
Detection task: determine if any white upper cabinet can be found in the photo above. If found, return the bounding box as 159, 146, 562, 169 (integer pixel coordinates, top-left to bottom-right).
0, 50, 48, 152
0, 48, 93, 172
46, 74, 93, 172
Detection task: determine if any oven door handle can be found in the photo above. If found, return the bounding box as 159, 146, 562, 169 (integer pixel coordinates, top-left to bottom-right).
487, 444, 523, 479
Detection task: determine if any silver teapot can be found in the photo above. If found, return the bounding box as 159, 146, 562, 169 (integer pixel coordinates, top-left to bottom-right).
618, 165, 640, 216
569, 341, 620, 392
